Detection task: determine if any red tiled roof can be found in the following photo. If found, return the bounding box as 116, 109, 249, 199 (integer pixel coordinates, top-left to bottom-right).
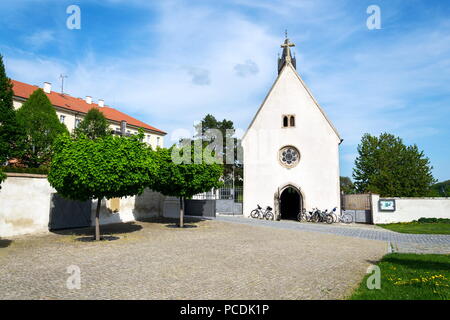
11, 79, 166, 135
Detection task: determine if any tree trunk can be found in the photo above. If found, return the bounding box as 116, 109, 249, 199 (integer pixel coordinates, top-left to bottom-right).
179, 196, 184, 228
95, 198, 101, 240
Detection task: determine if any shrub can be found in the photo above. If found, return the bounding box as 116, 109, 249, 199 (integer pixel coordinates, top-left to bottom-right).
416, 217, 450, 224
1, 166, 49, 175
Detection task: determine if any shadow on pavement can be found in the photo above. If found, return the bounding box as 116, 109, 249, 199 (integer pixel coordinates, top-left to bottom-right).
50, 221, 143, 236
165, 224, 198, 229
75, 235, 121, 242
0, 238, 13, 248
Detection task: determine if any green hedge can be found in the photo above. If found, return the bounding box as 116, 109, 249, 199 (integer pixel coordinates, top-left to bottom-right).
416, 217, 450, 224
1, 166, 49, 175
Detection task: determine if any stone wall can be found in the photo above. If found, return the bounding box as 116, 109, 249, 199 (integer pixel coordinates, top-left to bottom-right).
0, 174, 167, 237
371, 194, 450, 224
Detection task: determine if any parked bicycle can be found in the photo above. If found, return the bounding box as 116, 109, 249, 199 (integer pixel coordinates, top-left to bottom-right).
298, 207, 334, 224
335, 210, 353, 224
250, 205, 274, 220
327, 207, 338, 223
297, 208, 315, 222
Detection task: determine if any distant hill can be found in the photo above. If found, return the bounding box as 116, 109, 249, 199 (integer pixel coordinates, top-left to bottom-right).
430, 180, 450, 197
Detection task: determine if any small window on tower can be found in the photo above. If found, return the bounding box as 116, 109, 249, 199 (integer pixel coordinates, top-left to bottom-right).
283, 116, 288, 127
290, 115, 295, 127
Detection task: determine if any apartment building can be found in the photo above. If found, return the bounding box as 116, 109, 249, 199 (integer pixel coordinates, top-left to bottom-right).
11, 80, 166, 149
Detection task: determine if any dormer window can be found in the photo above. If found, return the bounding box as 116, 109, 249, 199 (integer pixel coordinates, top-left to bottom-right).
282, 114, 295, 128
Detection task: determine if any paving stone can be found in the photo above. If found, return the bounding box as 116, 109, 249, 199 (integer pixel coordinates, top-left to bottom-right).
214, 216, 450, 250
0, 218, 387, 300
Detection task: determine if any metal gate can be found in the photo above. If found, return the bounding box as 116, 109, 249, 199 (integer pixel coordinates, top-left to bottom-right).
49, 193, 92, 230
184, 199, 216, 217
341, 193, 373, 224
190, 187, 243, 215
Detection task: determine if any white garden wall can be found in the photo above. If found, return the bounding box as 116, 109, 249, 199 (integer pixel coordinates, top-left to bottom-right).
0, 174, 169, 238
0, 174, 53, 237
371, 194, 450, 224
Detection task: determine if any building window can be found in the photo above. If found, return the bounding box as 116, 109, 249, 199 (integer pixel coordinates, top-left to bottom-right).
157, 137, 160, 146
279, 146, 300, 168
59, 115, 65, 124
282, 114, 295, 128
75, 118, 81, 128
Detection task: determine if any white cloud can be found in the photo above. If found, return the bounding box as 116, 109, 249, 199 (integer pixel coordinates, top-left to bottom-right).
234, 59, 259, 77
24, 30, 55, 49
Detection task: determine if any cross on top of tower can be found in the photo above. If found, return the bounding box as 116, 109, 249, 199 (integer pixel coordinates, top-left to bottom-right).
278, 31, 297, 73
280, 32, 295, 62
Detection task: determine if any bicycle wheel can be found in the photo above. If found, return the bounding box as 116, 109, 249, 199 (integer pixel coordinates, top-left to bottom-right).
326, 215, 334, 224
342, 214, 353, 224
331, 213, 338, 223
250, 209, 259, 219
297, 212, 304, 222
265, 212, 274, 220
311, 213, 319, 223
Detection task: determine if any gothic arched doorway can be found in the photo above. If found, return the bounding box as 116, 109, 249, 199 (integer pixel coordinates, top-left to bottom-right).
279, 187, 302, 220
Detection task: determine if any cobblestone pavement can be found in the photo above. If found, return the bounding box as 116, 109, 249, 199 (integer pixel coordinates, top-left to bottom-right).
389, 242, 450, 255
214, 216, 450, 254
0, 218, 387, 300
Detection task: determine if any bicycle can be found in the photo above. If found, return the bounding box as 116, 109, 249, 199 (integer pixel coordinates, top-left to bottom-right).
317, 208, 334, 224
336, 210, 353, 224
297, 208, 314, 222
304, 208, 333, 224
250, 205, 274, 220
327, 207, 338, 223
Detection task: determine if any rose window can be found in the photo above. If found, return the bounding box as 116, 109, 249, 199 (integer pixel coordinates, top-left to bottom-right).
279, 146, 300, 168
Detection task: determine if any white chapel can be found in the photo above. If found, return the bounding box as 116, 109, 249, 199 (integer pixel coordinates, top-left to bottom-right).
242, 34, 342, 220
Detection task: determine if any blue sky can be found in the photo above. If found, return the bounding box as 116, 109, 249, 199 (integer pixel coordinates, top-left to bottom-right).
0, 0, 449, 181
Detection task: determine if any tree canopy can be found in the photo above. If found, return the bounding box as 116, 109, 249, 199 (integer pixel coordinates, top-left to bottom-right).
190, 113, 242, 185
429, 180, 450, 197
352, 133, 436, 197
16, 88, 68, 167
48, 131, 158, 201
149, 145, 223, 227
150, 146, 223, 199
0, 54, 22, 164
0, 169, 6, 190
340, 176, 356, 194
74, 107, 110, 140
48, 131, 158, 240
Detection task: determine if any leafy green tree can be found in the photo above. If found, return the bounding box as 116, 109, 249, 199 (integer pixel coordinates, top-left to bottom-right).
340, 176, 356, 194
16, 88, 68, 167
150, 145, 223, 227
74, 107, 110, 139
185, 114, 242, 185
0, 168, 6, 190
429, 180, 450, 197
353, 133, 436, 197
0, 54, 23, 164
48, 131, 158, 240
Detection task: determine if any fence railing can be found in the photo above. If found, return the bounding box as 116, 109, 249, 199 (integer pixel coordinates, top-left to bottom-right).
191, 187, 243, 203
